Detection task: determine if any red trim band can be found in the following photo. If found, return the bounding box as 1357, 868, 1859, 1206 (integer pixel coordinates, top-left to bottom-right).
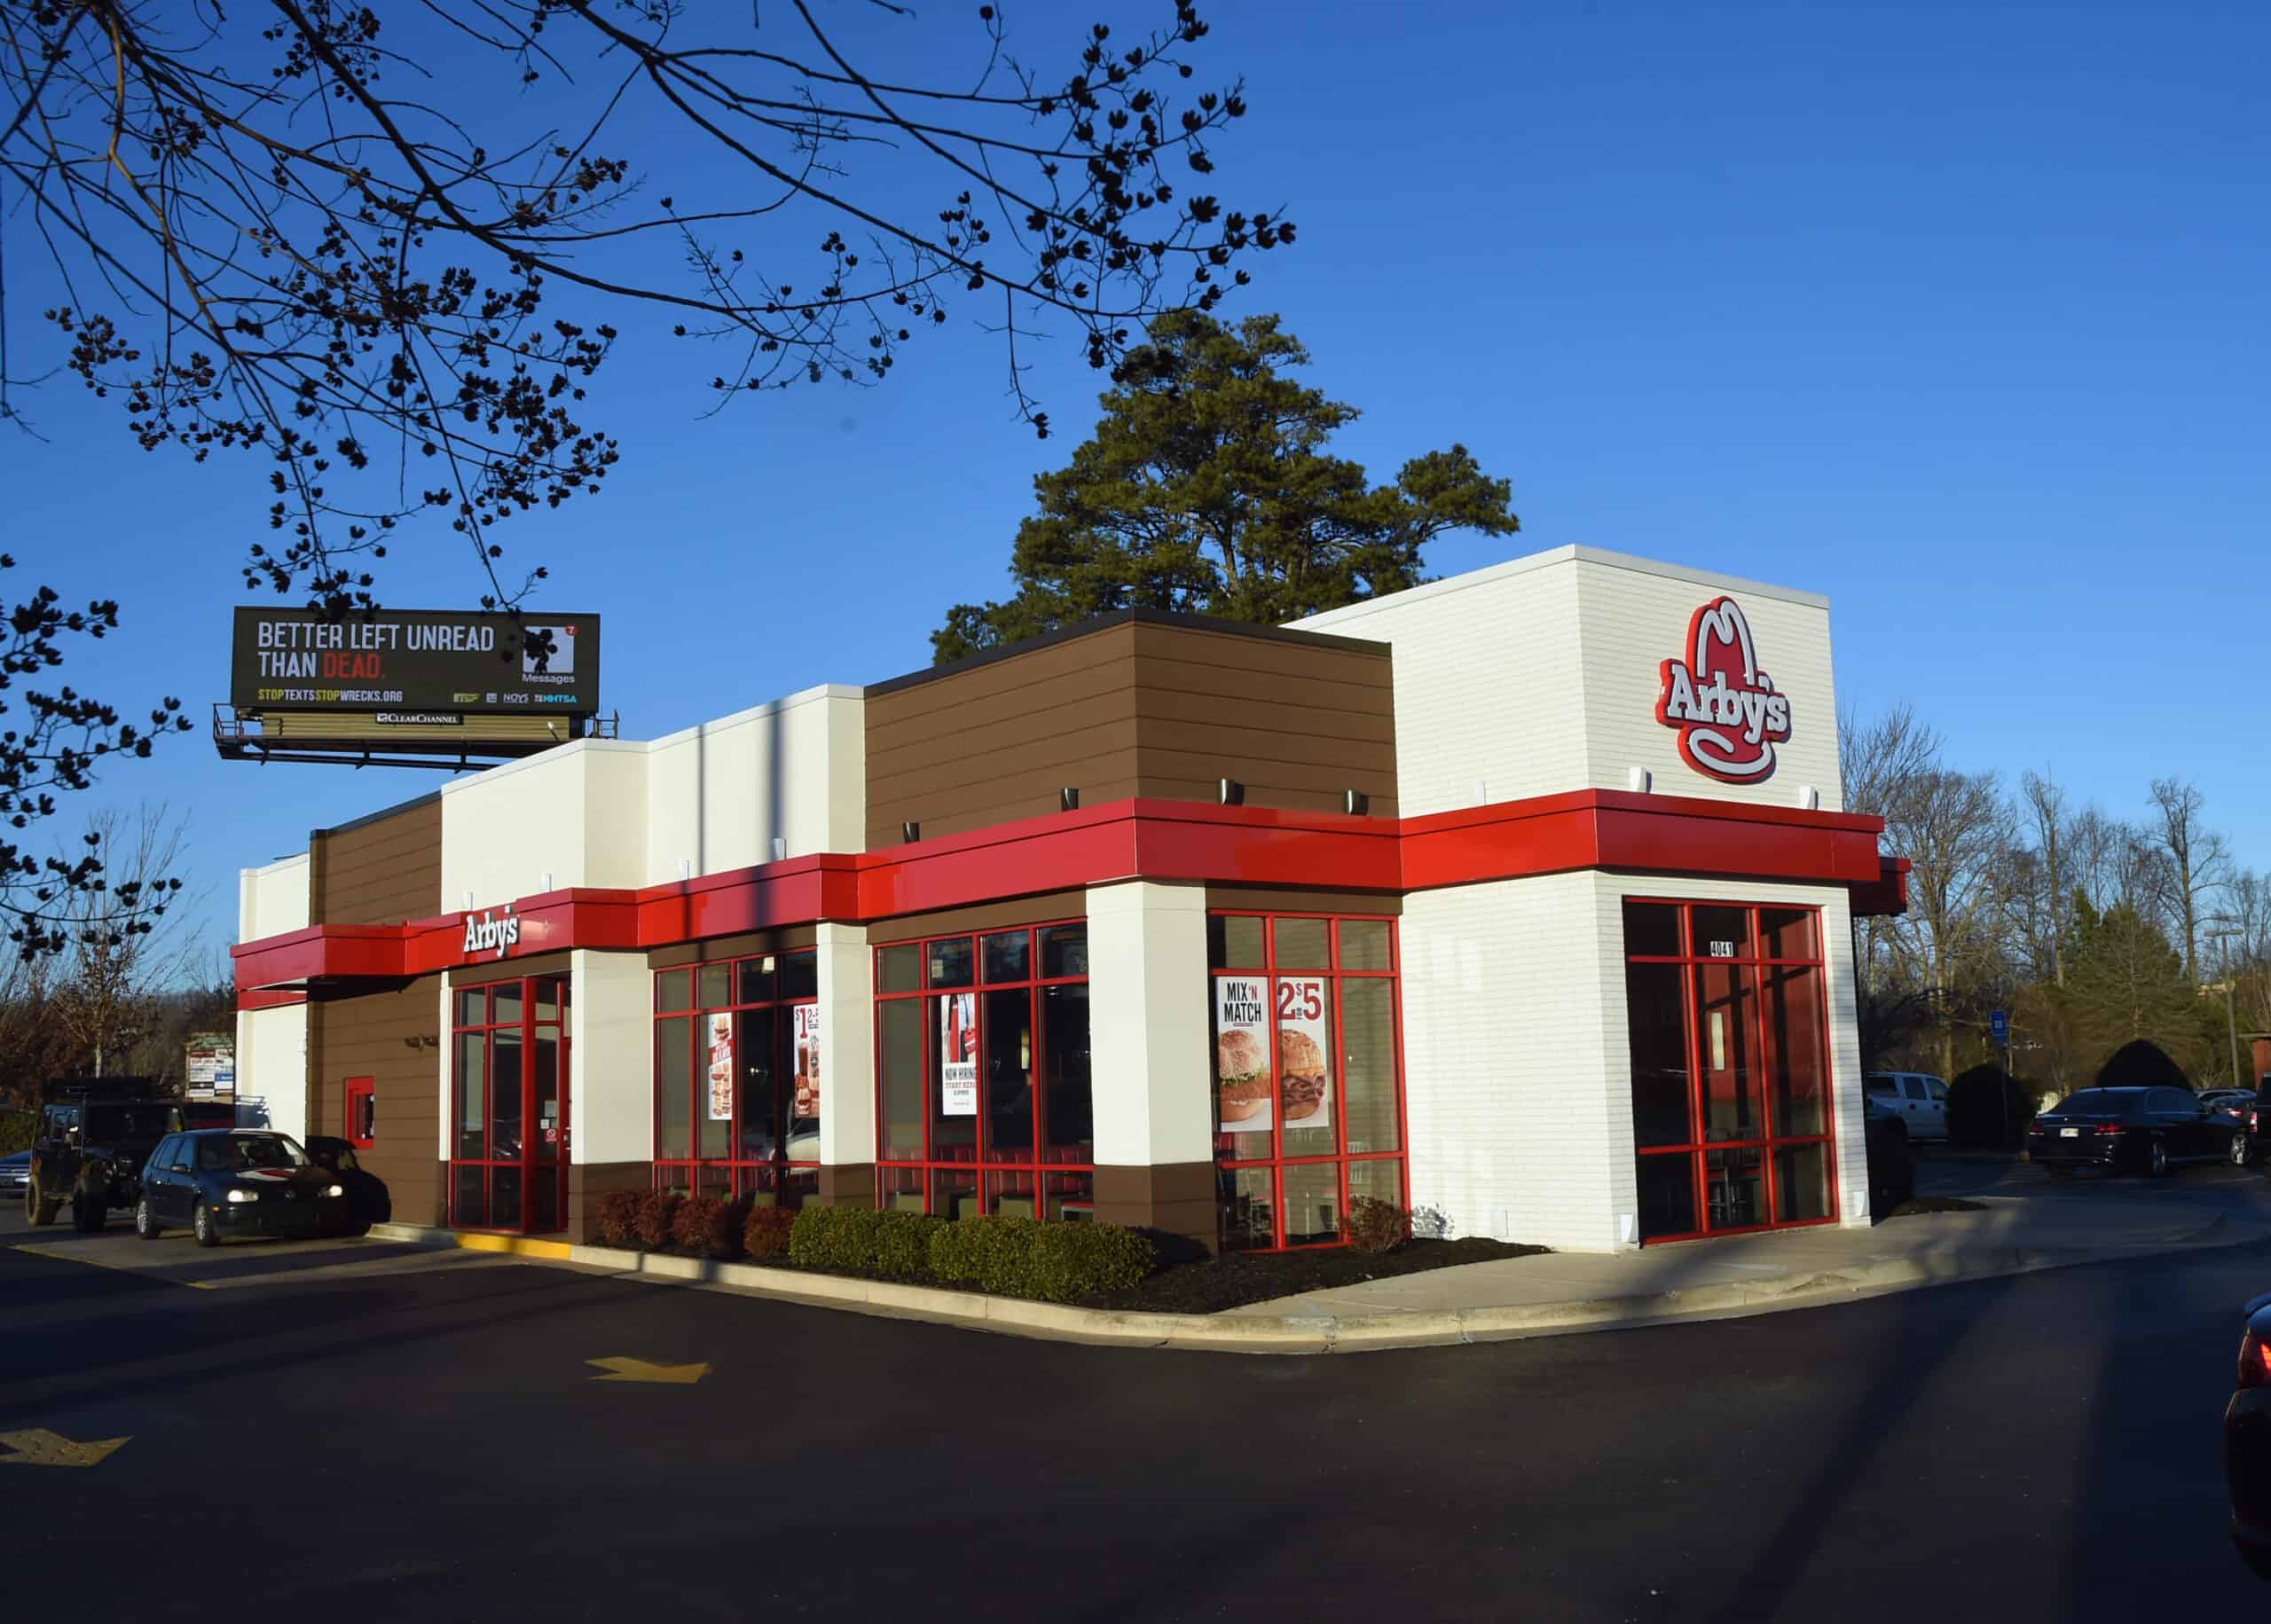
235, 790, 1898, 999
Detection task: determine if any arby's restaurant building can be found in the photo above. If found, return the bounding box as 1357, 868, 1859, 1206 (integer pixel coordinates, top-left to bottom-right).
232, 545, 1906, 1255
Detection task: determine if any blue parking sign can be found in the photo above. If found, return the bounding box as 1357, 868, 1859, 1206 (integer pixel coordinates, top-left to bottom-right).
1990, 1009, 2009, 1047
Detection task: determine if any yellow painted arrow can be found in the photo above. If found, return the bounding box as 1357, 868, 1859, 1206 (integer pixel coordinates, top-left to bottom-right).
586, 1355, 711, 1385
0, 1429, 130, 1468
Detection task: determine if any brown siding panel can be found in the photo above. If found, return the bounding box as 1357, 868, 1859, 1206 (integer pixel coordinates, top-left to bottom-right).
311, 797, 441, 926
309, 976, 444, 1227
864, 611, 1397, 846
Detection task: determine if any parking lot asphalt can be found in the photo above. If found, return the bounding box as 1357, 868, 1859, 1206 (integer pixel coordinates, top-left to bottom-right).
5, 1189, 2269, 1622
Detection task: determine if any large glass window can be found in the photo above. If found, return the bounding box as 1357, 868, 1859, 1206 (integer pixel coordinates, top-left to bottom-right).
450, 976, 570, 1234
1209, 913, 1407, 1251
873, 922, 1093, 1220
653, 951, 821, 1206
1623, 899, 1836, 1242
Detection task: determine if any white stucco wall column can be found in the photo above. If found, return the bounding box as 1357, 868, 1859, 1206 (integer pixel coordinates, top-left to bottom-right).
814, 921, 874, 1168
235, 1002, 309, 1141
571, 950, 653, 1166
1085, 881, 1213, 1169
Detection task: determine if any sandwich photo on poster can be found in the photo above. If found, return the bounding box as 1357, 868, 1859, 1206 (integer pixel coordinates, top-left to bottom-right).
940, 992, 978, 1116
1275, 976, 1332, 1133
792, 1004, 822, 1122
706, 1012, 735, 1122
1214, 976, 1272, 1134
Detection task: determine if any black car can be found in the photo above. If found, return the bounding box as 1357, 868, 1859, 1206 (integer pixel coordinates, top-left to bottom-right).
2026, 1086, 2239, 1177
1865, 1095, 1914, 1216
26, 1081, 180, 1231
133, 1130, 347, 1247
2226, 1290, 2271, 1580
2236, 1079, 2271, 1171
302, 1136, 391, 1233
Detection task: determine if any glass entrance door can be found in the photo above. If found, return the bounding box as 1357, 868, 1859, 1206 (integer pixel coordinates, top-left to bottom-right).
1623, 901, 1835, 1243
450, 975, 570, 1233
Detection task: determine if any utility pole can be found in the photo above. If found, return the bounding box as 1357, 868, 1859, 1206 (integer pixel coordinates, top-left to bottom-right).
2207, 922, 2243, 1090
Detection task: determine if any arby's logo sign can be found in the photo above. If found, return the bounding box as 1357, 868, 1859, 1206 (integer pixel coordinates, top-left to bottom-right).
462, 906, 520, 961
1654, 596, 1792, 783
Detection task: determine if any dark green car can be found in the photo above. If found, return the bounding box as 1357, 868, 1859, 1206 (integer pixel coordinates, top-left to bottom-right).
135, 1130, 348, 1247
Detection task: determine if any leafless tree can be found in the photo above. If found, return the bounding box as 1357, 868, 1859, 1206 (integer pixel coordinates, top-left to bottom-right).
1843, 703, 2016, 1076
2143, 777, 2232, 985
46, 804, 200, 1075
2019, 768, 2069, 984
0, 1, 1289, 953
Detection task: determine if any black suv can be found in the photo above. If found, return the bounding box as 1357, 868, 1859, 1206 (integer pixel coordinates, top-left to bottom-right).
25, 1081, 181, 1232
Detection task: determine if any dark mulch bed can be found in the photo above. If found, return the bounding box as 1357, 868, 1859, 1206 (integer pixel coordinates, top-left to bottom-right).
1880, 1196, 1988, 1220
1088, 1236, 1551, 1316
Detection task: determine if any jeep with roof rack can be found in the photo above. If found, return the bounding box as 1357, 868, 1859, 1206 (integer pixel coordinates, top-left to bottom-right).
24, 1079, 181, 1233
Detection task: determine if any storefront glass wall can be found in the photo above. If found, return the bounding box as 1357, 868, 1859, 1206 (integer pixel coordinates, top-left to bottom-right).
1209, 912, 1407, 1251
1624, 900, 1835, 1242
873, 922, 1094, 1219
450, 975, 570, 1233
653, 951, 822, 1204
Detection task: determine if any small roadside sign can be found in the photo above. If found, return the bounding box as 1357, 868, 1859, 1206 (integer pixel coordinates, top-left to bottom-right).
1990, 1009, 2010, 1047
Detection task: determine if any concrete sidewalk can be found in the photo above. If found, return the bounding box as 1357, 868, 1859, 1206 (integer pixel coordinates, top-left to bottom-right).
371, 1193, 2268, 1354
1230, 1196, 2262, 1336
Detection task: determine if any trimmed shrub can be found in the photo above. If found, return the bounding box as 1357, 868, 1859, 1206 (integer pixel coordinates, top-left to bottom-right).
743, 1204, 796, 1261
633, 1189, 683, 1250
671, 1194, 748, 1259
873, 1211, 945, 1280
1025, 1221, 1155, 1303
929, 1214, 1041, 1295
593, 1189, 641, 1249
1347, 1196, 1411, 1255
2095, 1039, 2188, 1090
789, 1203, 885, 1273
1948, 1064, 2039, 1149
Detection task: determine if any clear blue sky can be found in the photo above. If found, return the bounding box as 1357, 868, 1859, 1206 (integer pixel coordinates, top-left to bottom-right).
5, 0, 2265, 962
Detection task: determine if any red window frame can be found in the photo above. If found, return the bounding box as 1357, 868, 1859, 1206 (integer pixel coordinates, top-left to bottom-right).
345, 1077, 376, 1149
1625, 898, 1838, 1243
872, 921, 1094, 1221
652, 951, 821, 1204
1209, 912, 1409, 1251
448, 976, 571, 1235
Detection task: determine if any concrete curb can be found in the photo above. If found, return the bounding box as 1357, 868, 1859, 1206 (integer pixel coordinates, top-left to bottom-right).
362, 1209, 2262, 1354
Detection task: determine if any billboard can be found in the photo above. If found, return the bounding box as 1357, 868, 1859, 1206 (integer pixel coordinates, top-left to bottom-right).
231, 608, 601, 715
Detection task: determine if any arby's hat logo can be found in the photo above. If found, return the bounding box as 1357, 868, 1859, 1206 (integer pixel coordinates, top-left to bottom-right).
1655, 596, 1792, 783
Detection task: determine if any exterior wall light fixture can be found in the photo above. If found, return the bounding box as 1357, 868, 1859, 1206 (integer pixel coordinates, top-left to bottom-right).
1218, 779, 1245, 806
1343, 789, 1370, 817
902, 820, 921, 843
1628, 766, 1652, 794
771, 836, 788, 862
1059, 787, 1080, 812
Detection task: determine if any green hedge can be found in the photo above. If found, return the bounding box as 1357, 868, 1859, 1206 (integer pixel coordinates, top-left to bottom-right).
930, 1214, 1156, 1303
930, 1213, 1040, 1294
765, 1204, 1161, 1302
789, 1204, 884, 1272
1023, 1220, 1155, 1302
873, 1211, 945, 1279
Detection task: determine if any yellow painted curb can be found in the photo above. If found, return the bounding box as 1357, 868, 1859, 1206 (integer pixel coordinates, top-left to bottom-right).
452, 1232, 574, 1261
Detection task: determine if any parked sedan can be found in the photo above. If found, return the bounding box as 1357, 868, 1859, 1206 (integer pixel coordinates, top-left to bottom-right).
2027, 1086, 2239, 1177
0, 1149, 28, 1196
301, 1136, 390, 1234
2226, 1291, 2271, 1580
2241, 1085, 2271, 1171
133, 1129, 346, 1246
2204, 1088, 2258, 1125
